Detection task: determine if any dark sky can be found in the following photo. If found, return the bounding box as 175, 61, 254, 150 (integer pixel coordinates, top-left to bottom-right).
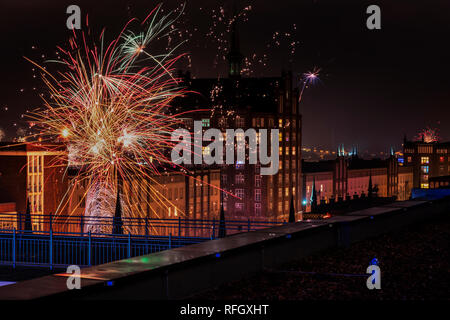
1, 0, 449, 153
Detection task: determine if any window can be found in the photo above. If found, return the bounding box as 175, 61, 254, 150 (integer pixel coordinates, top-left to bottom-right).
235, 203, 244, 211
221, 175, 227, 185
255, 203, 261, 216
235, 174, 245, 184
407, 156, 412, 163
201, 118, 210, 127
421, 157, 429, 164
440, 156, 445, 163
421, 166, 429, 174
255, 189, 261, 202
235, 189, 245, 199
255, 175, 261, 187
235, 117, 245, 128
202, 146, 210, 156
420, 183, 429, 189
278, 119, 283, 127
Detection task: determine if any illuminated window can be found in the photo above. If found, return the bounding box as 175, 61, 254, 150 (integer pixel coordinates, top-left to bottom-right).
279, 133, 282, 142
201, 118, 210, 127
421, 157, 429, 164
420, 183, 429, 189
407, 156, 412, 163
440, 156, 445, 163
278, 119, 283, 127
421, 166, 429, 174
202, 146, 210, 156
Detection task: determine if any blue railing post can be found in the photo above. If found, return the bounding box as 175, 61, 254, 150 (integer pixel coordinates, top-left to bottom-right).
145, 217, 149, 237
49, 229, 53, 270
169, 233, 172, 249
178, 217, 181, 237
248, 219, 251, 232
49, 214, 53, 232
12, 228, 16, 269
127, 233, 131, 258
212, 219, 216, 240
88, 231, 92, 266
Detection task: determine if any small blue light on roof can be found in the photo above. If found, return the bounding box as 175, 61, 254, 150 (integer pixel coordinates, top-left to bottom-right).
106, 281, 114, 287
215, 253, 221, 258
286, 234, 292, 239
370, 216, 374, 219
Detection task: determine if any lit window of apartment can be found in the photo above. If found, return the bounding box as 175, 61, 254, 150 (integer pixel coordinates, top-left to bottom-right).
278, 202, 282, 213
202, 146, 210, 156
201, 118, 210, 127
407, 156, 412, 163
421, 157, 429, 164
279, 133, 282, 142
278, 188, 282, 198
421, 166, 429, 174
421, 183, 429, 189
278, 119, 283, 127
255, 189, 261, 202
440, 156, 445, 163
285, 187, 289, 197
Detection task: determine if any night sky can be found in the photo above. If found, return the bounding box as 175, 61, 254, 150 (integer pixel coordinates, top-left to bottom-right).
1, 0, 449, 154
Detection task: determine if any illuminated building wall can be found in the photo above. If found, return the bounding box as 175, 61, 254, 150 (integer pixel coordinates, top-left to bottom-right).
0, 143, 68, 231
177, 71, 302, 222
67, 168, 221, 236
302, 155, 413, 213
403, 140, 450, 189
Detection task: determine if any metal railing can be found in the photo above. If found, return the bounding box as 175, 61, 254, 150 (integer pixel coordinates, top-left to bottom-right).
0, 213, 282, 238
0, 228, 207, 269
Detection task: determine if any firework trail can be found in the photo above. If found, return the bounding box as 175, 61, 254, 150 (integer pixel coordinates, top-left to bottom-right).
298, 67, 320, 105
26, 5, 195, 232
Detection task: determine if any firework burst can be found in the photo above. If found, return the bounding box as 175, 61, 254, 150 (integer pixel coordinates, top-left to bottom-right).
26, 5, 193, 231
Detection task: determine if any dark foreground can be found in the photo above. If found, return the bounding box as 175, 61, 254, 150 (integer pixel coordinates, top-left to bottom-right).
192, 214, 450, 300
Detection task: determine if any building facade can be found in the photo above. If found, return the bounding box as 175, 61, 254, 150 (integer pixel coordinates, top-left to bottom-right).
302, 154, 413, 213
403, 139, 450, 188
0, 143, 67, 231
